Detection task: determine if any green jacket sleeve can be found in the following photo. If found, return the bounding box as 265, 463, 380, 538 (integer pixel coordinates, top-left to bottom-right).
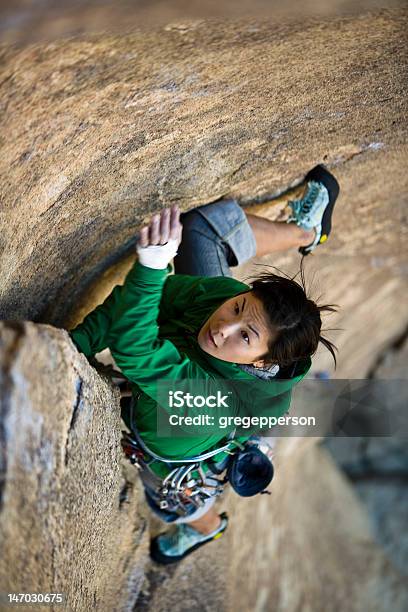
68, 263, 189, 358
69, 284, 124, 358
105, 261, 219, 400
70, 269, 212, 356
68, 261, 174, 360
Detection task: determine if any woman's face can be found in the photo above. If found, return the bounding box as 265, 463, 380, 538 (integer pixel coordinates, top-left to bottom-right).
197, 291, 273, 365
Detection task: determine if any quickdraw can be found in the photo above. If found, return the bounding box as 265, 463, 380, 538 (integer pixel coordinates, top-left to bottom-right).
121, 429, 230, 515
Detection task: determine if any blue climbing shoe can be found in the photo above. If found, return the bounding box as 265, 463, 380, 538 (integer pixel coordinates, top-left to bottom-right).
287, 165, 340, 256
150, 512, 228, 564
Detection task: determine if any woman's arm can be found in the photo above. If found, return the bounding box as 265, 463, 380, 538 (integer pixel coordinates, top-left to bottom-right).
107, 207, 222, 396
70, 207, 217, 398
107, 260, 216, 385
69, 284, 125, 358
69, 206, 181, 358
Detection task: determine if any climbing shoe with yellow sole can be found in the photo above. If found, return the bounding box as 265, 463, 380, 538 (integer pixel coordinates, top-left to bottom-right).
150, 512, 229, 564
286, 164, 340, 256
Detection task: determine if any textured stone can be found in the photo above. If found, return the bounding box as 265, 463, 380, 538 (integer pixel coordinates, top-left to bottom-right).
0, 11, 407, 350
224, 441, 407, 612
0, 321, 149, 611
140, 441, 408, 612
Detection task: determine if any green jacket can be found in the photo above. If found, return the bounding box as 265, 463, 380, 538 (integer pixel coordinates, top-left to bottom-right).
69, 261, 311, 467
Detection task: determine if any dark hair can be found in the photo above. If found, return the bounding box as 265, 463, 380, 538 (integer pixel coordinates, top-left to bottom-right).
247, 260, 339, 369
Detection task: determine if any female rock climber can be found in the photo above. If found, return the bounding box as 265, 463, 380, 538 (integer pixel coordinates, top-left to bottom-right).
69, 164, 339, 564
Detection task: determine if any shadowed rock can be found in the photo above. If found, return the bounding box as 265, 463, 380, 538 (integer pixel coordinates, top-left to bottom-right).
0, 11, 407, 335
0, 321, 149, 611
140, 440, 408, 612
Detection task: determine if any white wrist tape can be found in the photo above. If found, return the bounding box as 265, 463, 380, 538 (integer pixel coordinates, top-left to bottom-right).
136, 238, 180, 270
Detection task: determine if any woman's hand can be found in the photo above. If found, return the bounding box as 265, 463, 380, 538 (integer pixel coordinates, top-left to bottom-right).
136, 205, 183, 270
138, 204, 182, 248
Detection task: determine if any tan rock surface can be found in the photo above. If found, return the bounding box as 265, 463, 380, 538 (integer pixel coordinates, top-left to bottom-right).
0, 321, 149, 611
0, 11, 407, 347
140, 441, 407, 612
224, 441, 407, 612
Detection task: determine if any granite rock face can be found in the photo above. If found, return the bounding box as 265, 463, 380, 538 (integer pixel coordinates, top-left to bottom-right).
139, 440, 408, 612
0, 321, 148, 611
0, 12, 407, 342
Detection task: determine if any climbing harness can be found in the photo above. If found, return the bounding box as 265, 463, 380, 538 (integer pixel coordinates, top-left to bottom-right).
121, 393, 244, 516
121, 430, 240, 515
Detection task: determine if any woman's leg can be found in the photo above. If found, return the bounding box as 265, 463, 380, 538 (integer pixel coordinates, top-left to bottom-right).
174, 198, 255, 277
187, 506, 222, 534
173, 198, 315, 278
245, 213, 315, 257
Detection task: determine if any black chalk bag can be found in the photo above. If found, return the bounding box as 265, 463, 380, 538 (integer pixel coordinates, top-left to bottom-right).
226, 445, 274, 497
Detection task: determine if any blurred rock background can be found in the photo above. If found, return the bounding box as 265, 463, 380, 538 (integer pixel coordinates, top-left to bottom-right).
0, 0, 406, 44
0, 1, 407, 611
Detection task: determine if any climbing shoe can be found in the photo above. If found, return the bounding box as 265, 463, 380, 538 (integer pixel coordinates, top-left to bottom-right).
286, 165, 340, 256
150, 512, 228, 565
